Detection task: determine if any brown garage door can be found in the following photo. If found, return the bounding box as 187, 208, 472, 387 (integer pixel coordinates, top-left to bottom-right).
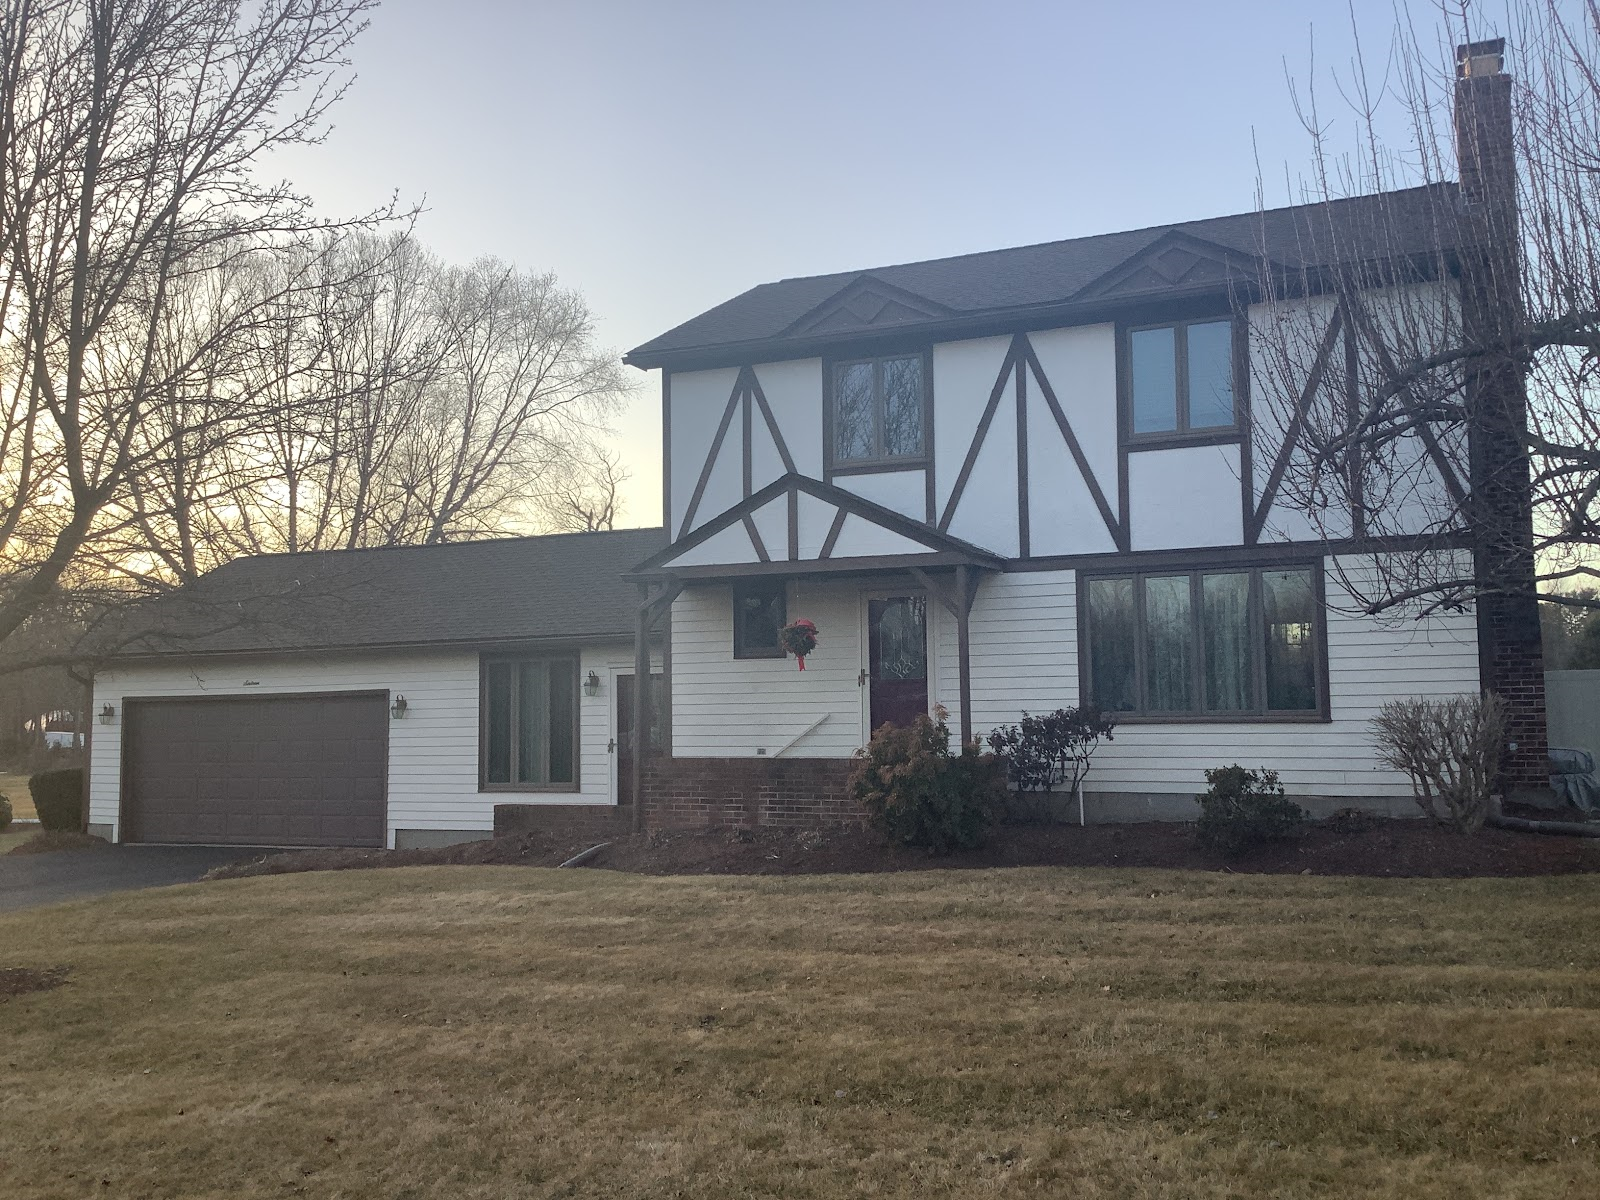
123, 693, 388, 847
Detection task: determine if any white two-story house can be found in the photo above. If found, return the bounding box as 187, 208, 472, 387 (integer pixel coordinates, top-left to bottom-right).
618, 44, 1542, 825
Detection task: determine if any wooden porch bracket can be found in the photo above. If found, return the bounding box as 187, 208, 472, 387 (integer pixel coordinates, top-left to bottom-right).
908, 565, 980, 745
631, 576, 683, 833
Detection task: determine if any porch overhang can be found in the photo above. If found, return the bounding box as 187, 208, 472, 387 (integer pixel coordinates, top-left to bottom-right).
625, 473, 1005, 583
625, 475, 999, 755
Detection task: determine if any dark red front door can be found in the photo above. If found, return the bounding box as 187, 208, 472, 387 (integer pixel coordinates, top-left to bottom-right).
868, 595, 928, 733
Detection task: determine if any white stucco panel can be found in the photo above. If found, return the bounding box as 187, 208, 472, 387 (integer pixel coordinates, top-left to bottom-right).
752, 358, 823, 478
667, 521, 761, 567
832, 469, 926, 522
1128, 443, 1244, 550
827, 513, 929, 559
932, 335, 1012, 514
668, 367, 740, 533
1026, 323, 1118, 481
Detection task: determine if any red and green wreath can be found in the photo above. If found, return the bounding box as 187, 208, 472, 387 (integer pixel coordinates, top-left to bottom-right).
779, 619, 818, 670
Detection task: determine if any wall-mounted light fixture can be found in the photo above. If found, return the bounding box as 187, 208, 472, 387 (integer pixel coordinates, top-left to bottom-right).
98, 703, 116, 725
583, 670, 602, 697
390, 694, 408, 720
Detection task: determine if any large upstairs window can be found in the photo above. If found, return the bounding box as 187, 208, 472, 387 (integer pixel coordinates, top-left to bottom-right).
1081, 563, 1325, 721
1127, 318, 1237, 439
831, 353, 927, 467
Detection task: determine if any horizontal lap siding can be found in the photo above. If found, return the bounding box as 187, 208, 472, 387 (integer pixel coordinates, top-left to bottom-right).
937, 562, 1479, 798
91, 643, 643, 845
671, 583, 865, 758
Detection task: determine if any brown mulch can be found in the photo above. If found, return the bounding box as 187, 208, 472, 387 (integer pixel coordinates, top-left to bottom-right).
5, 830, 110, 855
207, 816, 1600, 882
0, 966, 70, 1000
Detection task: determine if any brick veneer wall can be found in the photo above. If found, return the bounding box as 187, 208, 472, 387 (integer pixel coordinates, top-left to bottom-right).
493, 802, 630, 841
641, 756, 861, 829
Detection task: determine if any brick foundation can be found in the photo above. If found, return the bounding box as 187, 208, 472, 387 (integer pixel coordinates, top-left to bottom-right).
492, 802, 631, 841
641, 756, 861, 829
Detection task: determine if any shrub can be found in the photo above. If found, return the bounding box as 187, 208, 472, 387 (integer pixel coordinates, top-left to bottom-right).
29, 768, 84, 832
986, 706, 1116, 821
0, 793, 10, 833
1371, 693, 1507, 833
1195, 765, 1305, 856
851, 709, 1006, 853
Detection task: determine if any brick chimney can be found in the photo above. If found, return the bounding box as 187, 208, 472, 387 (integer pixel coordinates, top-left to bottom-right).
1454, 39, 1550, 797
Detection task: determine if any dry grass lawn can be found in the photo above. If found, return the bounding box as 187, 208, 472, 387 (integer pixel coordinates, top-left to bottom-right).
0, 866, 1597, 1198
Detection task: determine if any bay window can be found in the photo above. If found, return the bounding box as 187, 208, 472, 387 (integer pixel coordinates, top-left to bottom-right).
1081, 563, 1324, 720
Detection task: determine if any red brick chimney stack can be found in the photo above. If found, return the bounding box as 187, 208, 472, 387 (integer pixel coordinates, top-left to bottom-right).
1453, 39, 1550, 798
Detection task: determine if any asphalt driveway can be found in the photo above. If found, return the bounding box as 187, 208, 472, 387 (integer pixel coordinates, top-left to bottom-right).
0, 845, 262, 912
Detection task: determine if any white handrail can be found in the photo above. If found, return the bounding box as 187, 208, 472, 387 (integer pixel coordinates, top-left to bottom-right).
773, 714, 830, 758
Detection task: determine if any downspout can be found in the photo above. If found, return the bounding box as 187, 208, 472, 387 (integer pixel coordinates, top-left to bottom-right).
1487, 796, 1600, 838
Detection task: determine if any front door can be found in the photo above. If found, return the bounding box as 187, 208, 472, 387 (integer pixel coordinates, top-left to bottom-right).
615, 672, 665, 805
867, 594, 929, 733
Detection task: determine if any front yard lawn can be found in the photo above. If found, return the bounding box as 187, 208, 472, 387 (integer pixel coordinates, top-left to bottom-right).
1, 867, 1597, 1197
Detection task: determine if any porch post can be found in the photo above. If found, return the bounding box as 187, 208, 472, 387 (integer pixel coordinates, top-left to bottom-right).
632, 582, 650, 834
955, 564, 973, 746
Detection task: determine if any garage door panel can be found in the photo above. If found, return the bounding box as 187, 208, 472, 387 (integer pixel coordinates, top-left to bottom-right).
124, 694, 387, 847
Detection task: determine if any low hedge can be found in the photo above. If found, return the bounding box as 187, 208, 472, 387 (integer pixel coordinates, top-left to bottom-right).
0, 793, 11, 832
29, 768, 84, 832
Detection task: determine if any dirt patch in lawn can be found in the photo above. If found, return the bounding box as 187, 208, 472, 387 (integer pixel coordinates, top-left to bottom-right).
208, 815, 1600, 881
0, 965, 68, 1000
5, 830, 109, 855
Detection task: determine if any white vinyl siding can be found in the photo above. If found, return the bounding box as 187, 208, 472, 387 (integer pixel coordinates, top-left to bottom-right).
90, 642, 655, 846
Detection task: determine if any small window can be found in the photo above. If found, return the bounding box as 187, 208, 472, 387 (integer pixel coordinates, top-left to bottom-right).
1082, 564, 1323, 720
831, 354, 926, 465
481, 656, 578, 789
1128, 318, 1236, 438
733, 580, 786, 659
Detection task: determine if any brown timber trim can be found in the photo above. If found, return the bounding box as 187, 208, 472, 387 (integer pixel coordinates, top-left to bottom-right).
1022, 336, 1125, 551
742, 514, 770, 562
939, 336, 1020, 532
747, 366, 798, 476
741, 383, 753, 498
661, 371, 672, 532
660, 551, 996, 581
1016, 346, 1030, 557
677, 374, 742, 538
786, 485, 799, 561
1249, 306, 1344, 543
818, 507, 847, 559
1236, 316, 1255, 546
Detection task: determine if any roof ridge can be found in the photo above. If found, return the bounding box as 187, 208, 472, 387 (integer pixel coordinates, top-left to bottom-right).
765, 182, 1457, 288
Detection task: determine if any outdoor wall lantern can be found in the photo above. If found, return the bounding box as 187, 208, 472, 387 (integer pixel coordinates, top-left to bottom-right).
98, 703, 116, 725
390, 694, 408, 720
583, 670, 602, 698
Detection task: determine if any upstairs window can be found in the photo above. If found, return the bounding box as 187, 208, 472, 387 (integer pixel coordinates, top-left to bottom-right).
1082, 564, 1323, 720
1128, 318, 1237, 438
733, 580, 786, 659
832, 354, 927, 465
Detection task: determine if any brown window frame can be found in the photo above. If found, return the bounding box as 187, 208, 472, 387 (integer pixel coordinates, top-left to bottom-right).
1121, 316, 1243, 448
732, 579, 787, 660
824, 349, 933, 473
478, 653, 582, 792
1076, 559, 1330, 724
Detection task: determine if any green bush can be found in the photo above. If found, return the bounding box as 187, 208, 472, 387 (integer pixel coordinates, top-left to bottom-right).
1195, 765, 1305, 856
850, 710, 1006, 854
30, 768, 84, 832
0, 793, 11, 832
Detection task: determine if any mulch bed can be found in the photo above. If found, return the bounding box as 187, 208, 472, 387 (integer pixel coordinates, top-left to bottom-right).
5, 830, 110, 855
208, 815, 1600, 882
0, 966, 70, 1000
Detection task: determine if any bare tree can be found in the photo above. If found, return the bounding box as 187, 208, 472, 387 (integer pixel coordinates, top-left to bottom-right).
1251, 2, 1600, 617
536, 442, 629, 532
0, 0, 382, 649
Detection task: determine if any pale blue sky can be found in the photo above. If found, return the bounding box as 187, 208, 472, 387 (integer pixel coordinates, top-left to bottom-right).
270, 0, 1487, 527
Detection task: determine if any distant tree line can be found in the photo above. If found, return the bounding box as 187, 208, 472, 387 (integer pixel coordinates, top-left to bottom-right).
0, 0, 629, 701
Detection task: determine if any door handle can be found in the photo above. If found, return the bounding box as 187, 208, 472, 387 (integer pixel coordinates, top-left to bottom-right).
607, 738, 616, 753
857, 669, 867, 687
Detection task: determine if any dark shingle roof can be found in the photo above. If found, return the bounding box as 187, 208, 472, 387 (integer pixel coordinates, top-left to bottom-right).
113, 527, 667, 659
626, 185, 1462, 367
